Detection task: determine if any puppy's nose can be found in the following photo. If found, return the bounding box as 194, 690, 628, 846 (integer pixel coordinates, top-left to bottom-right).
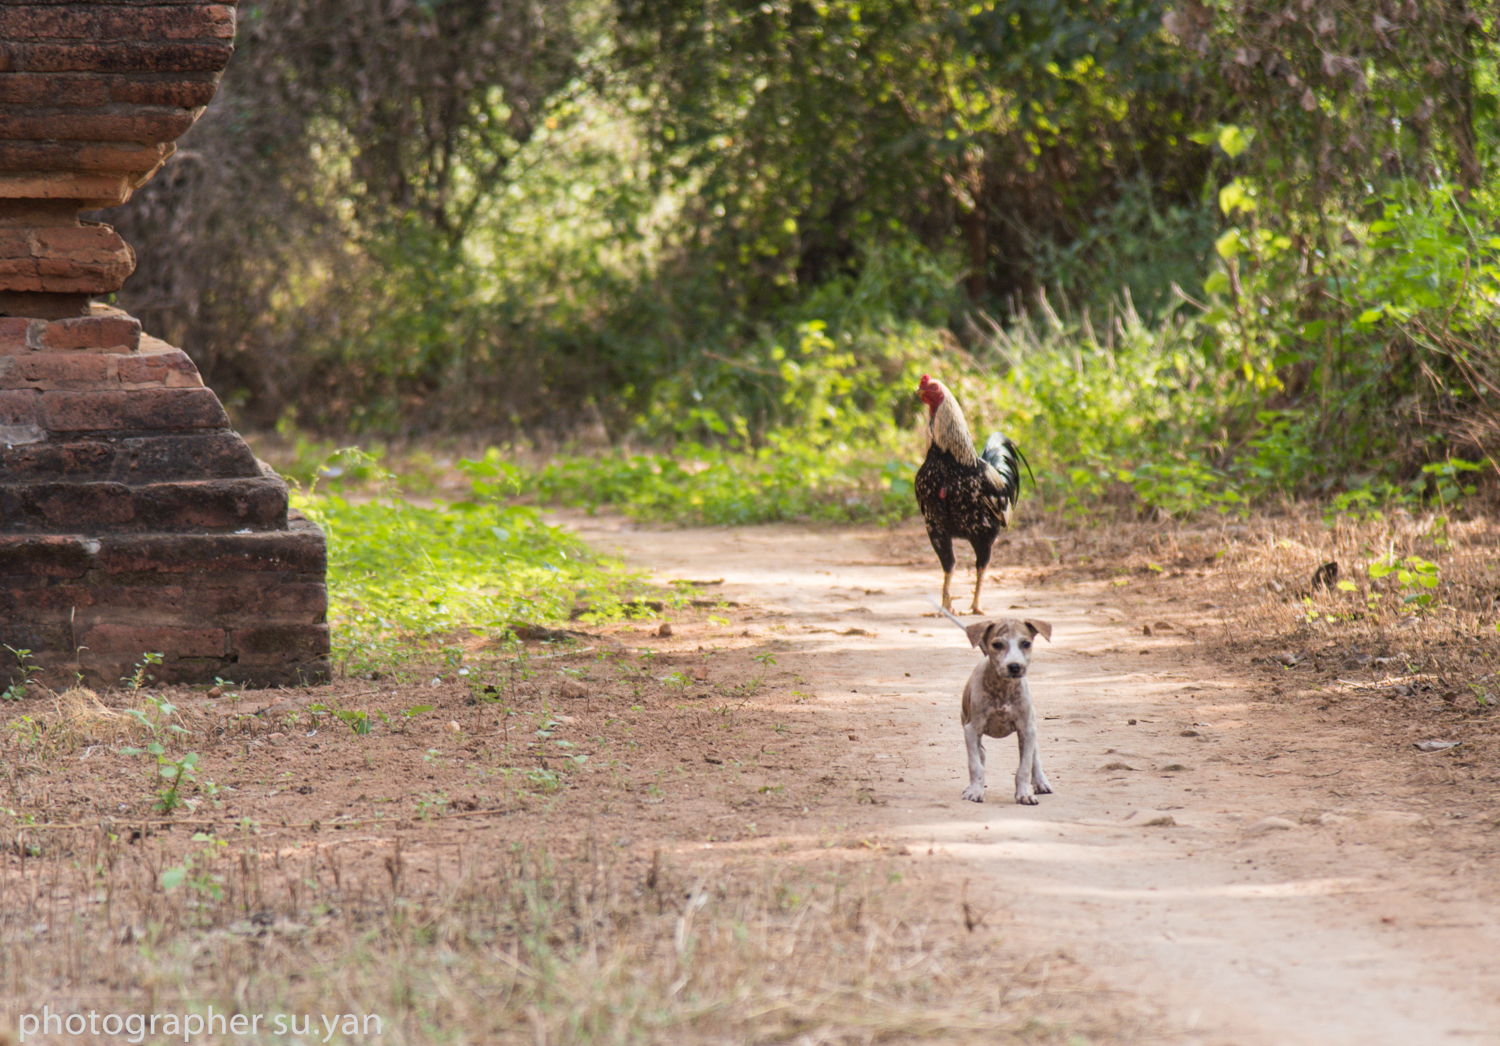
1005, 662, 1025, 677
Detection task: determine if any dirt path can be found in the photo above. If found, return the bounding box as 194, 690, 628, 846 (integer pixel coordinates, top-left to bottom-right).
564, 513, 1500, 1046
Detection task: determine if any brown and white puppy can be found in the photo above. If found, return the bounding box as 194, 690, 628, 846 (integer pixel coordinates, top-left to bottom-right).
935, 605, 1053, 804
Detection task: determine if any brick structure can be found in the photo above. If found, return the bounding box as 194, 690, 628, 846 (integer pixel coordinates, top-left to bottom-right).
0, 1, 329, 687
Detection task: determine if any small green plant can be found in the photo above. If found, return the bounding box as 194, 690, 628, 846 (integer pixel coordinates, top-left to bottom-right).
125, 694, 184, 744
391, 704, 434, 732
123, 651, 163, 697
415, 792, 449, 820
120, 693, 201, 811
309, 702, 375, 735
1369, 555, 1441, 608
524, 767, 561, 792
1, 646, 39, 702
1420, 459, 1484, 507
214, 676, 242, 712
119, 744, 200, 813
7, 714, 43, 751
160, 832, 227, 899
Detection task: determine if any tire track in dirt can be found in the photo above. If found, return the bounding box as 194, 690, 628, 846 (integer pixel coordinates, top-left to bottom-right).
563, 513, 1500, 1046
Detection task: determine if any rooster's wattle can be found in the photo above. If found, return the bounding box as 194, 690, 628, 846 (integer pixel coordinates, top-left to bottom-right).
914, 374, 1025, 614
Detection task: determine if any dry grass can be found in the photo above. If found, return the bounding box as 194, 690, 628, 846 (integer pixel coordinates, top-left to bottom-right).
0, 826, 1145, 1046
1210, 508, 1500, 680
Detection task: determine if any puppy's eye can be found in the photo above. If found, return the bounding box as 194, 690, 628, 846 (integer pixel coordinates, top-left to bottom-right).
1020, 640, 1031, 650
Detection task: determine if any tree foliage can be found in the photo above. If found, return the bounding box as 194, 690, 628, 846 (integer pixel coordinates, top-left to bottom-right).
613, 0, 1206, 305
100, 0, 1500, 496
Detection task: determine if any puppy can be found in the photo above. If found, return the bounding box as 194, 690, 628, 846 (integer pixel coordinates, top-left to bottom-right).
931, 601, 1053, 804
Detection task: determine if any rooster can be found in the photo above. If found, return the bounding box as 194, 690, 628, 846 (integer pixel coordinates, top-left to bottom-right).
914, 374, 1026, 615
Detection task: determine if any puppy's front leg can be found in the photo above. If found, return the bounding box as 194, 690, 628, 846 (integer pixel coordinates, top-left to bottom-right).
1030, 747, 1053, 795
961, 718, 987, 802
1013, 716, 1040, 805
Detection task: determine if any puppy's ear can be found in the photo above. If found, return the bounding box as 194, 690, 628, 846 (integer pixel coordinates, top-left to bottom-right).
964, 620, 997, 649
1024, 620, 1053, 642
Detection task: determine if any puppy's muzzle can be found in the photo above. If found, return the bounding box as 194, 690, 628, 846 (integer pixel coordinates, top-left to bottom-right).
1004, 662, 1027, 678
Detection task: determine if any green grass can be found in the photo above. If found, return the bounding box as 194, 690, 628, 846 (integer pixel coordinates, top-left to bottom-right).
292, 453, 665, 677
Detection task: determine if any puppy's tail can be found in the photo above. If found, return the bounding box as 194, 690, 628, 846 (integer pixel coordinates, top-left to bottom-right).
924, 595, 971, 633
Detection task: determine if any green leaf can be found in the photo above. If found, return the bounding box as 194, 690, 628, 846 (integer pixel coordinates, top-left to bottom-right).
160, 867, 187, 890
1217, 124, 1255, 158
1218, 179, 1256, 216
1214, 229, 1243, 260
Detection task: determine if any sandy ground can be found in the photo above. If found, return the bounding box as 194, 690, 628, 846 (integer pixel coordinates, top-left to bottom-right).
562, 512, 1500, 1046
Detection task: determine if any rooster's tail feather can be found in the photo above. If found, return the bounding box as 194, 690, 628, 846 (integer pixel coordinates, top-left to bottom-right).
980, 433, 1028, 522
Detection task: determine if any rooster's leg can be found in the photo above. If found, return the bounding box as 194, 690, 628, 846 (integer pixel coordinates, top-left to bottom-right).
969, 537, 995, 615
929, 531, 957, 612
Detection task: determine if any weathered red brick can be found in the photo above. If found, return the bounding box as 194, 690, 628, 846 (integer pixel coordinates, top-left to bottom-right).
0, 534, 96, 577
37, 312, 141, 351
40, 386, 228, 431
0, 5, 235, 42
22, 480, 135, 527
134, 477, 288, 530
7, 351, 112, 388
80, 623, 227, 658
0, 483, 22, 521
97, 525, 325, 576
111, 432, 261, 481
0, 105, 200, 143
0, 262, 41, 291
108, 77, 217, 108
231, 624, 330, 660
17, 580, 324, 627
1, 438, 116, 479
0, 434, 261, 482
0, 72, 108, 106
0, 581, 183, 618
0, 40, 235, 77
180, 581, 328, 623
0, 228, 32, 257
0, 139, 170, 174
115, 347, 201, 387
0, 226, 136, 294
33, 224, 122, 251
0, 1, 226, 6
0, 618, 73, 659
0, 316, 32, 349
0, 388, 38, 426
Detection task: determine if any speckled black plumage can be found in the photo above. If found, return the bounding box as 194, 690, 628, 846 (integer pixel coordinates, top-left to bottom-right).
915, 439, 1019, 587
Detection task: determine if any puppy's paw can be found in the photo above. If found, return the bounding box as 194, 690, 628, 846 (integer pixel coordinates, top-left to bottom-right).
1034, 781, 1053, 795
961, 785, 985, 803
1014, 793, 1039, 806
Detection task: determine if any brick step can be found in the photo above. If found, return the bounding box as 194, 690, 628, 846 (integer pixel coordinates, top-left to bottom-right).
0, 431, 262, 482
0, 471, 290, 533
0, 385, 229, 442
0, 516, 329, 688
